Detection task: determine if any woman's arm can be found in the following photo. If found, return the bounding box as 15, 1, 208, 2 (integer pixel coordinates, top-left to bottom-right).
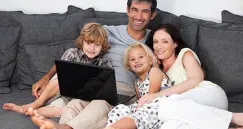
157, 51, 204, 97
137, 51, 204, 108
136, 67, 166, 108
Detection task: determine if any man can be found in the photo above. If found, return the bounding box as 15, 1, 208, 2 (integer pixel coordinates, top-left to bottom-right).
30, 0, 157, 129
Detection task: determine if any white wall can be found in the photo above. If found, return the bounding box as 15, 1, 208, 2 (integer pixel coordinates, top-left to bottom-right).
158, 0, 243, 22
0, 0, 243, 22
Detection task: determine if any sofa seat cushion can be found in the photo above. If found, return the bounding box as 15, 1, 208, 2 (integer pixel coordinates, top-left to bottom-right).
10, 9, 95, 89
198, 23, 243, 103
0, 14, 21, 93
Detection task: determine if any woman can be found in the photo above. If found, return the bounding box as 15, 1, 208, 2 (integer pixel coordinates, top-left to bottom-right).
142, 23, 243, 129
143, 23, 227, 109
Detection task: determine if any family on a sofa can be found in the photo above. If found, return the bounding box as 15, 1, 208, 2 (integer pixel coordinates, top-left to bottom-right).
2, 0, 243, 129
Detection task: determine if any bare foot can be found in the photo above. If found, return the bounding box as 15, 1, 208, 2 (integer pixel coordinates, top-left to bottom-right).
2, 103, 24, 114
30, 109, 56, 129
22, 100, 42, 114
232, 113, 243, 127
29, 108, 71, 129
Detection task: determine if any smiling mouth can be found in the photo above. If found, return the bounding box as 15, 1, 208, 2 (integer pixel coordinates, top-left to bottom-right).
135, 64, 142, 68
156, 51, 165, 54
87, 51, 95, 55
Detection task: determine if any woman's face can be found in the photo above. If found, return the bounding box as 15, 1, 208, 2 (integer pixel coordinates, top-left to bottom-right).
152, 29, 177, 60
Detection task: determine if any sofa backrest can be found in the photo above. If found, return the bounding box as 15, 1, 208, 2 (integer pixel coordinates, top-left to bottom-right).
180, 12, 243, 104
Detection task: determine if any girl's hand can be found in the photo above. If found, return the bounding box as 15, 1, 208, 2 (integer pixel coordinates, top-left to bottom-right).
136, 93, 160, 109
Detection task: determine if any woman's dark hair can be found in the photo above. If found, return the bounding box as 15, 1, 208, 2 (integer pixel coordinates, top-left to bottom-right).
145, 23, 186, 56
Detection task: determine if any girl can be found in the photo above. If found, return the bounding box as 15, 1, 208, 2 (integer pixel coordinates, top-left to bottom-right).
3, 22, 112, 118
105, 42, 171, 129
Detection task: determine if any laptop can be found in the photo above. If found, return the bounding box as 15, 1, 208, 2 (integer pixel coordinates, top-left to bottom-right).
55, 59, 135, 106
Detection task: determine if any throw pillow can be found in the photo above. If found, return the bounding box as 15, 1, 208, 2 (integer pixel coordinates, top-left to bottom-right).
66, 5, 180, 31
222, 10, 243, 25
179, 15, 214, 53
197, 22, 243, 103
148, 9, 180, 30
0, 11, 23, 85
78, 18, 128, 29
0, 14, 21, 93
66, 5, 128, 18
24, 40, 76, 85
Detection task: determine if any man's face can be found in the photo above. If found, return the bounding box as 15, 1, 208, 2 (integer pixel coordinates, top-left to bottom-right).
127, 1, 155, 31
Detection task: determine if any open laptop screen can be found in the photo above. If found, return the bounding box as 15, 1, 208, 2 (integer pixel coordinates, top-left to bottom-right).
55, 59, 118, 106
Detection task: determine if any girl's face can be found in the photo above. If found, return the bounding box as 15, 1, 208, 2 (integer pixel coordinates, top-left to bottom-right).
153, 29, 177, 60
127, 46, 152, 75
82, 40, 102, 59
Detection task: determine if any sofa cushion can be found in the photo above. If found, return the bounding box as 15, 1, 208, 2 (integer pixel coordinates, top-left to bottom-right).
11, 9, 95, 89
23, 40, 76, 84
197, 23, 243, 103
78, 18, 128, 29
0, 14, 21, 93
222, 10, 243, 25
179, 15, 214, 53
149, 9, 180, 30
0, 11, 23, 85
66, 5, 128, 18
66, 5, 180, 31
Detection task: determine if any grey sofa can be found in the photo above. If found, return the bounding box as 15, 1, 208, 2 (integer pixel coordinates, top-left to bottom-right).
0, 5, 243, 129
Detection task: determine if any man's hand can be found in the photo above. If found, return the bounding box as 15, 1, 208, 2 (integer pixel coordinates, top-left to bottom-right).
136, 93, 160, 109
32, 78, 49, 98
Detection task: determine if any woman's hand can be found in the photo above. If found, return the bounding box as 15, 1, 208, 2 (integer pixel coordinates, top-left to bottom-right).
136, 93, 160, 109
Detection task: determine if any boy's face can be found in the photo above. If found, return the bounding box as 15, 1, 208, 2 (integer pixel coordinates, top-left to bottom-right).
82, 40, 102, 59
127, 1, 156, 31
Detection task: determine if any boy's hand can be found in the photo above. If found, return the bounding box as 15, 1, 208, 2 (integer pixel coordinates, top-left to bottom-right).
32, 78, 48, 98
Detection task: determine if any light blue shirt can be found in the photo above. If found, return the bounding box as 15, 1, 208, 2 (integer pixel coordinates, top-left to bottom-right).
103, 25, 150, 91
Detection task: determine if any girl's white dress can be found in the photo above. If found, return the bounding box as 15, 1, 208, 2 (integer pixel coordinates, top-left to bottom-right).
106, 72, 171, 129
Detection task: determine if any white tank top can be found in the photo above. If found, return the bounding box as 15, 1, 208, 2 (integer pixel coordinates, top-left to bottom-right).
166, 48, 217, 87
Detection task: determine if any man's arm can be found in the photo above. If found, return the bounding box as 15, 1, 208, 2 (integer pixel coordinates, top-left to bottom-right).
32, 65, 57, 98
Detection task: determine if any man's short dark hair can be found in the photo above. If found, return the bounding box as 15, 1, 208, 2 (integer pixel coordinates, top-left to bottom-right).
127, 0, 157, 13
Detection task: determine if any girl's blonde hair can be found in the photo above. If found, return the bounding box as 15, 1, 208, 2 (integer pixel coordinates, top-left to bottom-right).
123, 42, 158, 71
76, 22, 110, 52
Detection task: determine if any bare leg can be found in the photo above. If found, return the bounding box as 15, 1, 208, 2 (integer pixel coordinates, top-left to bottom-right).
103, 127, 120, 129
34, 106, 62, 118
231, 113, 243, 127
28, 108, 72, 129
23, 79, 59, 113
2, 103, 24, 114
106, 117, 136, 129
